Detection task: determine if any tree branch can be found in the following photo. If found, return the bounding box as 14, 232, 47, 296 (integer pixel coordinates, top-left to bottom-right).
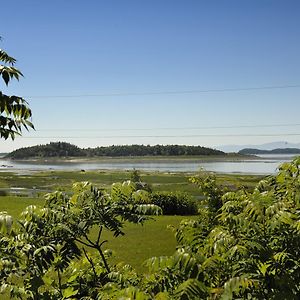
82, 247, 98, 283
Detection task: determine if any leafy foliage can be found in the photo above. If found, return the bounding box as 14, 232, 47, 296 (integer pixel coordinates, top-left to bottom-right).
129, 170, 197, 215
0, 159, 300, 299
0, 46, 34, 139
113, 159, 299, 299
162, 158, 300, 299
189, 171, 223, 222
0, 180, 161, 299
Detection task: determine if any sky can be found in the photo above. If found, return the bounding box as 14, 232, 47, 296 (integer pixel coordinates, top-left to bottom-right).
1, 0, 300, 152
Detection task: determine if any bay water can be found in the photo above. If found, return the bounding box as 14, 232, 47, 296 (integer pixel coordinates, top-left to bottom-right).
0, 154, 297, 174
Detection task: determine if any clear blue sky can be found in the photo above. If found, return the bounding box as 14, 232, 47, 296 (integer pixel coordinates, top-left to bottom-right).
1, 0, 300, 152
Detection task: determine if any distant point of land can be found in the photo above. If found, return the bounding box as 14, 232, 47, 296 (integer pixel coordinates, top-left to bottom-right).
239, 148, 300, 155
6, 142, 227, 159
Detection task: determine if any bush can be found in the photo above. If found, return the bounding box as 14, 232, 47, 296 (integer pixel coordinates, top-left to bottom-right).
0, 189, 8, 196
150, 191, 198, 215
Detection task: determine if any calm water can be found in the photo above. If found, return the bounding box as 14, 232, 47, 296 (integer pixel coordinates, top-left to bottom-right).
0, 154, 297, 174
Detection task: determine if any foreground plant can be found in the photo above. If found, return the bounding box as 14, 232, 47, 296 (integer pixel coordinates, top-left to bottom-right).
144, 159, 300, 299
0, 181, 161, 299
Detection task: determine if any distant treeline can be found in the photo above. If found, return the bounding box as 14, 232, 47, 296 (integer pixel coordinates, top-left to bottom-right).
239, 148, 300, 155
6, 142, 225, 159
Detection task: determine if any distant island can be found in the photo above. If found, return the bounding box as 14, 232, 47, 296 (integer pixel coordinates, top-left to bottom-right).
218, 141, 300, 153
238, 148, 300, 155
6, 142, 225, 159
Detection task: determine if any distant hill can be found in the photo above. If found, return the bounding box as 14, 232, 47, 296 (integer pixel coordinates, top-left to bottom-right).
238, 148, 300, 155
218, 141, 300, 153
6, 142, 225, 159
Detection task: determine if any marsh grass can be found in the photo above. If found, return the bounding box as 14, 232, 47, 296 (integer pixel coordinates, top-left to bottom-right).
0, 170, 263, 196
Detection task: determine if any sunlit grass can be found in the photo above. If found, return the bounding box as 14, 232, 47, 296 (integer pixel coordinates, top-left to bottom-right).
0, 195, 194, 273
100, 215, 197, 272
0, 195, 44, 218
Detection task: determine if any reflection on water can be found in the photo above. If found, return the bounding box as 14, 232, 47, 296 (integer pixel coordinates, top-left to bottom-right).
0, 154, 298, 175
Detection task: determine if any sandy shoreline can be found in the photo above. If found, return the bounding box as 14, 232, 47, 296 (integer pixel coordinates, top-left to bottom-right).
3, 154, 258, 164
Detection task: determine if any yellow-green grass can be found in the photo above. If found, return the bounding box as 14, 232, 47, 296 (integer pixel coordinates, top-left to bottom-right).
100, 215, 197, 272
0, 195, 195, 273
0, 195, 44, 218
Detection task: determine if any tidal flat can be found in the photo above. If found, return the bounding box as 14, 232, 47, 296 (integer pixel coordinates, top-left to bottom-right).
1, 153, 292, 174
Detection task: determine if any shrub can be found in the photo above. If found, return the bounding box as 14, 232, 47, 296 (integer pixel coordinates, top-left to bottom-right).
0, 190, 8, 196
150, 191, 198, 215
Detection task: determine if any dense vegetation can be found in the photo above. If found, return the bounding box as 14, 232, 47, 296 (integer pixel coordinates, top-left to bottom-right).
88, 144, 224, 157
149, 192, 198, 215
239, 147, 300, 155
6, 142, 225, 159
129, 170, 197, 215
0, 181, 162, 299
0, 159, 299, 299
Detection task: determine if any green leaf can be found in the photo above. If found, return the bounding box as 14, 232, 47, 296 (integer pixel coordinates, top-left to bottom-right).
0, 212, 13, 234
62, 287, 78, 299
174, 279, 208, 299
1, 69, 10, 85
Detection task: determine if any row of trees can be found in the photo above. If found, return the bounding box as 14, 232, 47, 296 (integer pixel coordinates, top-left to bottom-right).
7, 142, 224, 159
88, 144, 224, 157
